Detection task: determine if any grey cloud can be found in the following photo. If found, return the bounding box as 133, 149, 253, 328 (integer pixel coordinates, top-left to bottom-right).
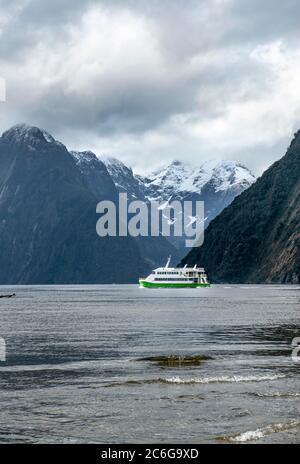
228, 0, 300, 43
0, 0, 300, 174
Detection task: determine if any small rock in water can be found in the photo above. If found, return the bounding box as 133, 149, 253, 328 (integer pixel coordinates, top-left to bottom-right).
137, 355, 212, 368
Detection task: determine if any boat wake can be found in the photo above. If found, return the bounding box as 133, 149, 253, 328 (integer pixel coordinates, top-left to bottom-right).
248, 391, 300, 398
164, 374, 286, 384
221, 421, 300, 442
105, 373, 286, 387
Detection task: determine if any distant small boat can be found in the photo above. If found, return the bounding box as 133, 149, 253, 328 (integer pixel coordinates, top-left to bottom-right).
0, 293, 16, 298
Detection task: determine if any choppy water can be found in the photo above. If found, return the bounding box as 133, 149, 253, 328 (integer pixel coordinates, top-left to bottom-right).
0, 284, 299, 444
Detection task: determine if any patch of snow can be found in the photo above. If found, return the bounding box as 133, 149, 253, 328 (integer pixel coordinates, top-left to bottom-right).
71, 150, 98, 165
139, 159, 256, 199
41, 130, 55, 143
1, 124, 64, 149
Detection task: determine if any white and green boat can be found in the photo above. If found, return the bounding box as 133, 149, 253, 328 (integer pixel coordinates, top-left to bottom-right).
139, 256, 210, 288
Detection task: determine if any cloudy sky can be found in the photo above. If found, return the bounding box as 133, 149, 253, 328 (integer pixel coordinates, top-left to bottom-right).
0, 0, 300, 175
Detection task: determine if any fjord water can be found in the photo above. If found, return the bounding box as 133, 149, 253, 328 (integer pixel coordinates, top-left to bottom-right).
0, 285, 299, 444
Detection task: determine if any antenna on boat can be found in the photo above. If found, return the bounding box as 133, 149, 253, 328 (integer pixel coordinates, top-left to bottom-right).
165, 255, 171, 269
193, 264, 197, 270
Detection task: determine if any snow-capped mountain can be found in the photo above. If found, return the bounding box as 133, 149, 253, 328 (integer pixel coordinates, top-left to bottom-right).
0, 123, 255, 282
140, 159, 255, 201
103, 157, 256, 258
2, 123, 65, 150
103, 157, 256, 222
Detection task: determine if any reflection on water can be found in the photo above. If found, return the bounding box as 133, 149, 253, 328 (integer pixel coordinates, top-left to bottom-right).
0, 284, 299, 443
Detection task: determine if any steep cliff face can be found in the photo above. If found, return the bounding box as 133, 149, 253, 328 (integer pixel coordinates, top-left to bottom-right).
182, 131, 300, 284
71, 150, 117, 200
0, 124, 146, 284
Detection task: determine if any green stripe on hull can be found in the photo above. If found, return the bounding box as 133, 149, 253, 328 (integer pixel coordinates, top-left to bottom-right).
139, 280, 210, 288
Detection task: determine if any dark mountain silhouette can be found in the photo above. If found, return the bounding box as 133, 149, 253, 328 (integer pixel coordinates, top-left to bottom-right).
0, 124, 147, 284
182, 131, 300, 284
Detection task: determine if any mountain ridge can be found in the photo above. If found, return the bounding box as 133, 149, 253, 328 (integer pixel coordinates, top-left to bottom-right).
181, 131, 300, 283
0, 124, 148, 284
103, 157, 256, 224
0, 123, 257, 283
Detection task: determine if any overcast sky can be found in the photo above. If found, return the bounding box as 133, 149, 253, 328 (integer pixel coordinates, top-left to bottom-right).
0, 0, 300, 175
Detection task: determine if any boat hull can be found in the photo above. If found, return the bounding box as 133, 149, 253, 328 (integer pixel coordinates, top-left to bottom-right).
139, 280, 210, 288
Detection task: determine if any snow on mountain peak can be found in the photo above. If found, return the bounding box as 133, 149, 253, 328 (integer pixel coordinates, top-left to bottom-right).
144, 159, 255, 197
101, 156, 133, 174
100, 156, 148, 200
71, 150, 98, 164
148, 160, 193, 189
100, 156, 135, 181
1, 124, 63, 150
100, 155, 255, 205
207, 160, 256, 192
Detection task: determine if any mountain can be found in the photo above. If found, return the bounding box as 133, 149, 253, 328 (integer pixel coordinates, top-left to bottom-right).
102, 156, 145, 201
182, 131, 300, 284
140, 159, 255, 221
0, 123, 256, 284
104, 157, 255, 224
75, 153, 181, 268
104, 157, 256, 258
71, 150, 117, 200
0, 124, 147, 284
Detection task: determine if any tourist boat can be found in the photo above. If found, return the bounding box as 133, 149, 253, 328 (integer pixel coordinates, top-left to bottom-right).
139, 256, 210, 288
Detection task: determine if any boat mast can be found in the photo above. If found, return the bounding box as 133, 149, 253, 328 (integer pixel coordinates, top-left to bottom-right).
165, 255, 171, 269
